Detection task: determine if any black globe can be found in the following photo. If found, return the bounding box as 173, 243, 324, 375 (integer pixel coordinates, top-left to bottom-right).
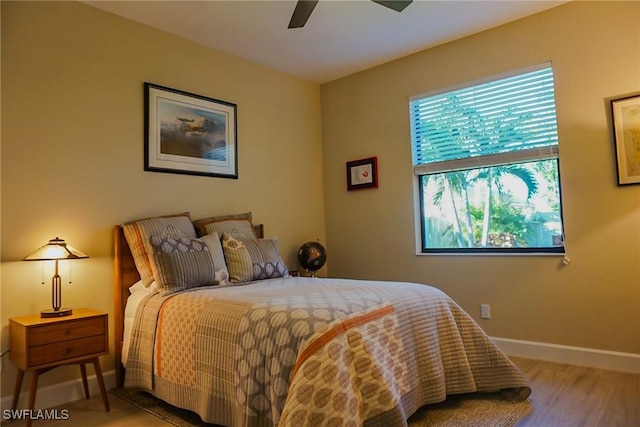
297, 241, 327, 275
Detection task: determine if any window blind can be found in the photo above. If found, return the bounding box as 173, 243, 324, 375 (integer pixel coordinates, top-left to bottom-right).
410, 64, 559, 174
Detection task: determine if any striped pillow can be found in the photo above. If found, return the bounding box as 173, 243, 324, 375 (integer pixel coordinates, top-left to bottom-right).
198, 232, 230, 286
150, 236, 221, 295
193, 212, 257, 239
122, 213, 196, 287
221, 233, 289, 283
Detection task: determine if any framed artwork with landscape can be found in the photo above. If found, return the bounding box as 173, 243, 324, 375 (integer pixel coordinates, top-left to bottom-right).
610, 93, 640, 186
144, 83, 238, 179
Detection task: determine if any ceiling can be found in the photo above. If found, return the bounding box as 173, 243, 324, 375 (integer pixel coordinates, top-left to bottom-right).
84, 0, 569, 84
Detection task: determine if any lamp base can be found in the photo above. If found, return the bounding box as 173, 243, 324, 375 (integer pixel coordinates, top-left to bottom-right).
41, 308, 73, 318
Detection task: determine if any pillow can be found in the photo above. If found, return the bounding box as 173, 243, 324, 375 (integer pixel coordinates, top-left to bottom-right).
221, 233, 289, 283
122, 212, 196, 287
205, 220, 256, 241
128, 280, 147, 294
198, 232, 230, 286
150, 236, 219, 295
193, 212, 257, 239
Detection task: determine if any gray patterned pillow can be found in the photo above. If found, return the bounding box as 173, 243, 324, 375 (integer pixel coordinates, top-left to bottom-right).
221, 233, 289, 283
150, 236, 221, 295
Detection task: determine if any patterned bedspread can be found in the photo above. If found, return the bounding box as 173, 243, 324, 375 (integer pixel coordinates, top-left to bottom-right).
125, 277, 530, 427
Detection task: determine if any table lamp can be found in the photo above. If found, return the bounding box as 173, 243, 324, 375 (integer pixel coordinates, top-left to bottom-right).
23, 237, 89, 318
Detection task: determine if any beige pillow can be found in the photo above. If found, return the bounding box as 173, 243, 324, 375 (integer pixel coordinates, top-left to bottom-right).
122, 212, 196, 287
192, 212, 256, 238
221, 233, 289, 283
199, 232, 230, 286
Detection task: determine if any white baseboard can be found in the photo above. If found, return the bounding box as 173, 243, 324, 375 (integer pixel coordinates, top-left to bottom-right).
492, 337, 640, 374
0, 370, 116, 412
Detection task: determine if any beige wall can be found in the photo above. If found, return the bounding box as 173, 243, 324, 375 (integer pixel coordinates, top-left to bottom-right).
2, 0, 639, 404
321, 1, 639, 354
1, 1, 325, 396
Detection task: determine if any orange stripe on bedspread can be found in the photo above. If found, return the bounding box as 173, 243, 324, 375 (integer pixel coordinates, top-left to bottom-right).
290, 304, 395, 380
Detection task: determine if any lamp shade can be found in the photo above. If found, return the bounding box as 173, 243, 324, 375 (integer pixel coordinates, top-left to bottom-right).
23, 237, 88, 261
23, 237, 88, 318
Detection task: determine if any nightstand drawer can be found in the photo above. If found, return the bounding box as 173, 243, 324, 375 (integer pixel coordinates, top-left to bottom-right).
29, 335, 107, 366
29, 317, 105, 346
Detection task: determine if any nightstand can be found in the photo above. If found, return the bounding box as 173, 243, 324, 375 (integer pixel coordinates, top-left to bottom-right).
9, 308, 110, 426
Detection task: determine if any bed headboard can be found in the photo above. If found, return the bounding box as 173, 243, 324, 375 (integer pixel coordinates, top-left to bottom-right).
113, 223, 264, 387
113, 225, 140, 387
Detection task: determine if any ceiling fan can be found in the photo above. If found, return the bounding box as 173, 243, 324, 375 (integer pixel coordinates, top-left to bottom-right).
288, 0, 413, 29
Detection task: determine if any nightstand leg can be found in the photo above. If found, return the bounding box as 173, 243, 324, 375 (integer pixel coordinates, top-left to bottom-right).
26, 371, 40, 427
91, 358, 110, 412
11, 369, 25, 410
80, 363, 90, 399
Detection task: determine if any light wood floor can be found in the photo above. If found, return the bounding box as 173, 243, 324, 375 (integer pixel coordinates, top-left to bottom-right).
3, 357, 639, 426
512, 357, 639, 426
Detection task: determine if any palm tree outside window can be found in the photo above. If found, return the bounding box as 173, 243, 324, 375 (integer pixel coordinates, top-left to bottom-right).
410, 63, 565, 254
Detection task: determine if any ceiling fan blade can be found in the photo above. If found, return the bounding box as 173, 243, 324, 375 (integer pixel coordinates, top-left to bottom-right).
288, 0, 320, 29
371, 0, 412, 13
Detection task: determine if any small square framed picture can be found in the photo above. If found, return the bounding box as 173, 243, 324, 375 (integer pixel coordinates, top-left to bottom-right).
346, 156, 378, 191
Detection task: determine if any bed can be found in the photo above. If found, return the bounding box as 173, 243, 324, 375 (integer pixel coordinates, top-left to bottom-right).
113, 213, 531, 427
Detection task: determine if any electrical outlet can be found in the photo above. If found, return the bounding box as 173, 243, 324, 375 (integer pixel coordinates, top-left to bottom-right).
481, 304, 491, 319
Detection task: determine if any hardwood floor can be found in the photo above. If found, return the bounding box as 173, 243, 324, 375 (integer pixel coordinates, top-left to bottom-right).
512, 357, 640, 426
2, 357, 638, 426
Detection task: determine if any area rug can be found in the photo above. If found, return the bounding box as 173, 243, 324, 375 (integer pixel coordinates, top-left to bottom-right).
110, 388, 531, 426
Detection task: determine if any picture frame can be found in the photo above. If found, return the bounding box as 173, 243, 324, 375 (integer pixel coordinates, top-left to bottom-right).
346, 156, 378, 191
610, 93, 640, 186
144, 83, 238, 179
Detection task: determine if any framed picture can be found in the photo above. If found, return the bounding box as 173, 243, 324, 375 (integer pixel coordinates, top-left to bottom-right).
610, 93, 640, 186
346, 156, 378, 191
145, 83, 238, 179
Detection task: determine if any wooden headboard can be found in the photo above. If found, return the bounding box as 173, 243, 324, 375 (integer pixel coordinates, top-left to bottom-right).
113, 223, 264, 387
113, 225, 140, 387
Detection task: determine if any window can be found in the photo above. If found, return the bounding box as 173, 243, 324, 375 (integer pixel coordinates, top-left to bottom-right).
410, 64, 565, 254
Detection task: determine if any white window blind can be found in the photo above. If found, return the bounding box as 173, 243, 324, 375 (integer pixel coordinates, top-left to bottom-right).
410, 64, 559, 175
